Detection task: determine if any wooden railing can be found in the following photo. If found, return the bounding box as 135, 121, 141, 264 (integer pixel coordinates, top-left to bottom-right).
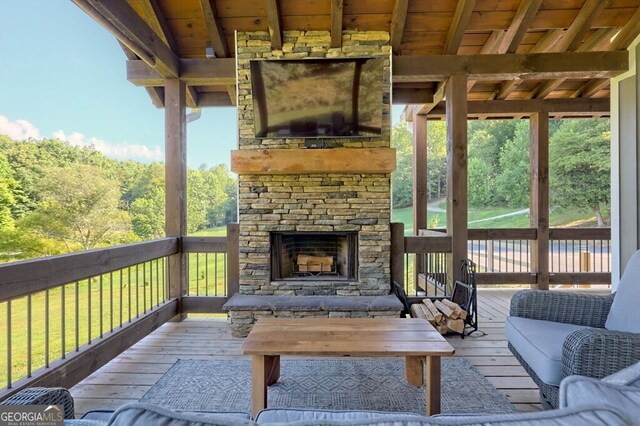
395, 226, 611, 297
0, 238, 180, 399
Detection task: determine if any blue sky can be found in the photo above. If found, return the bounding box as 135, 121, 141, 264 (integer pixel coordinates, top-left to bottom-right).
0, 1, 404, 168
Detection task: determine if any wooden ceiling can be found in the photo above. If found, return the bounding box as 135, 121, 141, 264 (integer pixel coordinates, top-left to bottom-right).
74, 0, 640, 117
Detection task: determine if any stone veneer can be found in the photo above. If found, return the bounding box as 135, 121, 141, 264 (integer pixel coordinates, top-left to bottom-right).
235, 30, 392, 296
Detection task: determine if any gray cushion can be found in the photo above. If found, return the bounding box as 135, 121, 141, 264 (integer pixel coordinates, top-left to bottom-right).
602, 360, 640, 387
106, 403, 256, 426
560, 375, 640, 420
606, 250, 640, 333
504, 317, 585, 386
256, 409, 426, 423
256, 406, 630, 426
64, 421, 106, 426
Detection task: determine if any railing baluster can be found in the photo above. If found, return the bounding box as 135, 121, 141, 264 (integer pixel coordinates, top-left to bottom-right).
119, 270, 123, 327
7, 300, 11, 388
205, 253, 209, 296
223, 253, 227, 297
27, 294, 32, 377
99, 275, 104, 339
143, 262, 147, 313
88, 278, 92, 344
156, 259, 160, 304
136, 264, 140, 318
149, 261, 154, 308
61, 284, 66, 359
128, 266, 132, 323
109, 272, 114, 333
195, 253, 199, 296
45, 289, 50, 368
75, 281, 79, 352
215, 253, 218, 296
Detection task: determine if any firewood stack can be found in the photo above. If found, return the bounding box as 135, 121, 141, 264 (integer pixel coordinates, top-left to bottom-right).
410, 298, 468, 335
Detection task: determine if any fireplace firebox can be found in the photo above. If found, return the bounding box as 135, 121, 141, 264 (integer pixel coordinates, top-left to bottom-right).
271, 232, 357, 281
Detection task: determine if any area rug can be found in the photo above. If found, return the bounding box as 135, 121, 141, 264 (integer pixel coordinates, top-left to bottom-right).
140, 358, 515, 415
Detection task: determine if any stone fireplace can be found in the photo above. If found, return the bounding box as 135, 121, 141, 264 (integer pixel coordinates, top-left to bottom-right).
231, 30, 394, 298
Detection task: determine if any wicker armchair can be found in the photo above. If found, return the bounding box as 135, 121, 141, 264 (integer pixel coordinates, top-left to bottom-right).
1, 387, 75, 419
507, 290, 640, 409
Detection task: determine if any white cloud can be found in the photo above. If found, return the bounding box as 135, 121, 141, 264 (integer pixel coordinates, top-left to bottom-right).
0, 115, 41, 140
53, 130, 163, 161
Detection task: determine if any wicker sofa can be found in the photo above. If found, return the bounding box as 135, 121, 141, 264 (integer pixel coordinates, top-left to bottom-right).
506, 251, 640, 409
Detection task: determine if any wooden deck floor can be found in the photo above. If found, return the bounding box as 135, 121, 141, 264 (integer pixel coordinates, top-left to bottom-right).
69, 288, 585, 417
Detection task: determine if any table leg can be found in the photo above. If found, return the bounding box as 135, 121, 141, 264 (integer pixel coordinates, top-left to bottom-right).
425, 356, 441, 416
404, 356, 423, 387
265, 355, 280, 386
251, 355, 268, 417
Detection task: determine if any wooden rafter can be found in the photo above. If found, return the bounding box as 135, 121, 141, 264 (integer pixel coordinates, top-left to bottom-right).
428, 98, 610, 117
186, 86, 199, 108
72, 0, 178, 78
497, 0, 543, 54
531, 0, 609, 99
118, 42, 164, 108
330, 0, 343, 48
443, 0, 476, 55
198, 0, 229, 58
138, 0, 177, 51
390, 0, 409, 54
264, 0, 282, 50
418, 80, 447, 115
227, 85, 237, 106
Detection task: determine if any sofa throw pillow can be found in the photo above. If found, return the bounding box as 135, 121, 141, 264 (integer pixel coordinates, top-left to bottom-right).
106, 403, 256, 426
605, 250, 640, 333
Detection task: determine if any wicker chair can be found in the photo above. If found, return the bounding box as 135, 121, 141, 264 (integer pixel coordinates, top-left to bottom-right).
507, 288, 640, 409
1, 387, 75, 419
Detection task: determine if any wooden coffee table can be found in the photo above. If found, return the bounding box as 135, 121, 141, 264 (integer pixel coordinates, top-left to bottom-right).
240, 317, 455, 417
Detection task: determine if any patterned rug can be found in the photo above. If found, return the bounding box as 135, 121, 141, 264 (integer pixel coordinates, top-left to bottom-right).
140, 358, 515, 415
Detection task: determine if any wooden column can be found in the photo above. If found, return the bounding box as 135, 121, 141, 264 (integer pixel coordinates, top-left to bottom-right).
445, 75, 468, 286
413, 115, 427, 288
530, 112, 550, 290
165, 79, 188, 313
390, 222, 405, 288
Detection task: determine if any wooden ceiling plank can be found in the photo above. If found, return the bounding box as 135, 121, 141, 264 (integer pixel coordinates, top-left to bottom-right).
264, 0, 283, 50
497, 0, 543, 54
198, 0, 230, 58
443, 0, 477, 54
331, 0, 343, 48
138, 0, 177, 51
571, 78, 608, 98
579, 28, 618, 52
72, 0, 178, 78
390, 0, 409, 53
467, 30, 502, 94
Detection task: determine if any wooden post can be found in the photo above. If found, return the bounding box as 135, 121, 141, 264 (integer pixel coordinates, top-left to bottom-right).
390, 222, 405, 290
530, 111, 550, 290
413, 115, 427, 289
445, 75, 468, 287
165, 79, 187, 318
226, 223, 240, 295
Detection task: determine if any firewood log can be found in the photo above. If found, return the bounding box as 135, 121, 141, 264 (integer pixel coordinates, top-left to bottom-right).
446, 318, 465, 334
410, 304, 437, 326
441, 299, 468, 320
421, 299, 443, 323
434, 300, 458, 319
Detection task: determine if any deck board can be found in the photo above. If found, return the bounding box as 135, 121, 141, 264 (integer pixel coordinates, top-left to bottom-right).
70, 288, 609, 416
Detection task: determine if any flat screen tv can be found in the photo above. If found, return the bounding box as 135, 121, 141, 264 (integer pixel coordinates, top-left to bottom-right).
250, 57, 384, 139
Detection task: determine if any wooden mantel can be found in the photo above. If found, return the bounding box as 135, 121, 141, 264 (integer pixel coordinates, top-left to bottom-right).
231, 148, 396, 174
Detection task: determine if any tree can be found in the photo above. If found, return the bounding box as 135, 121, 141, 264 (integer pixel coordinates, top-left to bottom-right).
426, 121, 447, 200
494, 120, 530, 208
130, 187, 165, 239
23, 164, 133, 251
391, 122, 413, 208
549, 119, 611, 226
0, 153, 18, 231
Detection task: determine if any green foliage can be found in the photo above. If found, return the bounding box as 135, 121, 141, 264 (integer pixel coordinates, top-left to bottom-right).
494, 121, 530, 208
549, 119, 611, 225
0, 152, 18, 230
391, 122, 413, 208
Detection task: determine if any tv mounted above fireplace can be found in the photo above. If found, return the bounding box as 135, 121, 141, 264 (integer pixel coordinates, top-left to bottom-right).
250, 57, 384, 139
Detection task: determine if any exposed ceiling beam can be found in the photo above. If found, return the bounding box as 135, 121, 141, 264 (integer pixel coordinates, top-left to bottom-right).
138, 0, 177, 51
128, 58, 236, 86
390, 0, 409, 54
427, 98, 610, 116
227, 85, 237, 106
264, 0, 282, 50
417, 80, 448, 114
393, 51, 628, 82
443, 0, 476, 54
186, 86, 199, 108
496, 29, 565, 99
117, 42, 165, 108
393, 88, 434, 104
198, 0, 230, 58
330, 0, 343, 48
497, 0, 543, 54
197, 92, 234, 107
72, 0, 178, 78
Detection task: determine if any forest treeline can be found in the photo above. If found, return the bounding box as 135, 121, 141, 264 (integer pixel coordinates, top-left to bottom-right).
0, 135, 236, 262
0, 117, 610, 262
391, 118, 611, 226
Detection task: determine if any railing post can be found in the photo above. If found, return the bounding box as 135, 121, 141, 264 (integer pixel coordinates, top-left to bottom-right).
165, 79, 188, 318
413, 115, 428, 290
227, 223, 240, 295
390, 222, 405, 290
530, 112, 550, 290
